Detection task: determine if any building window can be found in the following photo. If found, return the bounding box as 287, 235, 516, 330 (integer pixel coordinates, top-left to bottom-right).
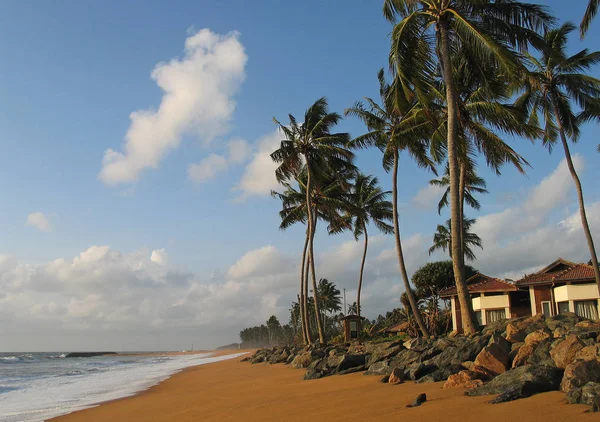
541, 301, 552, 317
574, 300, 599, 320
486, 309, 506, 323
557, 301, 570, 314
474, 311, 482, 326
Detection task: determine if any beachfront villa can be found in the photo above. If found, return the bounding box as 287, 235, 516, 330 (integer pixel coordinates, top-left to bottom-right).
440, 258, 600, 332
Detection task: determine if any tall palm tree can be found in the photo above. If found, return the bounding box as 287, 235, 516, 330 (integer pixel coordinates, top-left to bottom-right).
581, 0, 599, 37
383, 0, 553, 334
429, 218, 483, 261
430, 162, 488, 215
519, 22, 600, 290
271, 98, 353, 344
316, 278, 342, 316
272, 171, 349, 344
342, 173, 393, 320
346, 69, 434, 337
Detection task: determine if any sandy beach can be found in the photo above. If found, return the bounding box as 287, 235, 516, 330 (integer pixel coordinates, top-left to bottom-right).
51, 351, 596, 422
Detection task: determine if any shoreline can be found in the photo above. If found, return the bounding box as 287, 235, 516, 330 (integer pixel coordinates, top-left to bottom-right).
50, 352, 595, 422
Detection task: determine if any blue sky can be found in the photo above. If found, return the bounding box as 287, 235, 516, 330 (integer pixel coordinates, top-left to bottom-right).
0, 1, 599, 351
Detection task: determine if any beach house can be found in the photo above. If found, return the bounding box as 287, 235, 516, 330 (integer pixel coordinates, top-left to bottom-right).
440, 258, 600, 332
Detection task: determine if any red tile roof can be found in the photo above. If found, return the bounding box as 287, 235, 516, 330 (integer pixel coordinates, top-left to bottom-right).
516, 262, 595, 286
440, 273, 518, 297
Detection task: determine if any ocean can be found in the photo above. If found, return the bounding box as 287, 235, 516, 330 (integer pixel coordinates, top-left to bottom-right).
0, 351, 245, 422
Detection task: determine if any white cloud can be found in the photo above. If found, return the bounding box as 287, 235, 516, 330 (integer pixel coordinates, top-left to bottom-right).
234, 130, 282, 200
187, 138, 251, 184
187, 154, 228, 183
411, 184, 446, 210
26, 212, 52, 232
150, 249, 169, 266
227, 245, 292, 279
99, 29, 247, 185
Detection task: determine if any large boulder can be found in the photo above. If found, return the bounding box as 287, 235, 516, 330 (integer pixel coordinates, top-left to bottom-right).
575, 344, 600, 361
416, 365, 463, 383
291, 352, 313, 369
550, 335, 585, 369
506, 322, 527, 343
390, 349, 421, 368
426, 336, 488, 368
527, 339, 556, 367
567, 382, 600, 406
405, 362, 436, 381
473, 335, 511, 376
512, 344, 535, 368
388, 367, 405, 385
364, 360, 392, 376
560, 358, 600, 393
466, 365, 563, 398
335, 354, 367, 373
505, 314, 546, 343
525, 329, 551, 346
444, 370, 484, 389
366, 342, 404, 367
546, 313, 583, 332
403, 337, 430, 352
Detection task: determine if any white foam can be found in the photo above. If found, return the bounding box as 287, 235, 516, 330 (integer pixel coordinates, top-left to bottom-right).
0, 352, 247, 422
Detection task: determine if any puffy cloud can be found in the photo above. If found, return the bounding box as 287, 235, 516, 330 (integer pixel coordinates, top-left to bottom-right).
150, 249, 169, 266
187, 139, 251, 184
227, 245, 292, 279
99, 29, 247, 185
26, 212, 52, 232
234, 130, 282, 200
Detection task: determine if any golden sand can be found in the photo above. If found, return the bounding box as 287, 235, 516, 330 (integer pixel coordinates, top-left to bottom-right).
51, 351, 595, 421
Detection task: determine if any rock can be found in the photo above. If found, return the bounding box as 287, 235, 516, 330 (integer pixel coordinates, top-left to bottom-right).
471, 365, 496, 381
333, 354, 366, 373
525, 329, 551, 346
444, 370, 482, 389
291, 352, 313, 369
466, 365, 563, 398
416, 365, 462, 383
240, 356, 250, 362
553, 327, 568, 338
365, 360, 392, 376
546, 313, 583, 332
567, 382, 600, 405
337, 365, 366, 375
560, 359, 600, 393
488, 383, 537, 404
406, 393, 427, 408
591, 396, 600, 412
449, 330, 459, 338
461, 361, 475, 371
380, 375, 390, 383
506, 322, 527, 343
390, 349, 421, 368
388, 367, 404, 385
575, 344, 600, 361
575, 320, 600, 329
512, 344, 535, 368
482, 318, 511, 337
406, 362, 436, 381
473, 335, 510, 376
403, 337, 430, 352
304, 368, 324, 380
551, 335, 585, 369
527, 339, 556, 367
427, 336, 488, 368
366, 343, 403, 367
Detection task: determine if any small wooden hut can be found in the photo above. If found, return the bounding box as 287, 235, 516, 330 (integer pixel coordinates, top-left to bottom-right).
341, 314, 361, 342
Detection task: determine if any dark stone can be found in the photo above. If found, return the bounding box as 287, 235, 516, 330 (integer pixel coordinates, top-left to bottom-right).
416, 365, 463, 383
488, 382, 537, 404
390, 349, 421, 368
406, 393, 427, 408
380, 375, 390, 383
527, 339, 555, 367
466, 365, 563, 398
336, 354, 367, 372
561, 358, 600, 393
337, 365, 366, 375
364, 360, 392, 376
406, 362, 437, 381
546, 313, 583, 332
303, 368, 325, 380
567, 382, 600, 405
591, 396, 600, 412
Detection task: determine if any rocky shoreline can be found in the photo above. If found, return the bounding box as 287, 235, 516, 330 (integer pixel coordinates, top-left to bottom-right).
243, 312, 600, 412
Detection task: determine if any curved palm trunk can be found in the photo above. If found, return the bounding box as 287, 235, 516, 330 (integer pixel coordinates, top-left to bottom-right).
392, 149, 430, 337
459, 162, 466, 262
357, 222, 369, 320
552, 98, 600, 291
299, 230, 311, 344
439, 23, 477, 334
305, 160, 326, 344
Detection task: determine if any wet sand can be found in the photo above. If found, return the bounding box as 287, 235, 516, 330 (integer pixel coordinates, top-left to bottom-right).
52, 354, 595, 421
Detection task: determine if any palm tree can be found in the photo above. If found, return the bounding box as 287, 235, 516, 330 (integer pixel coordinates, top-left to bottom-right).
271, 97, 353, 344
519, 22, 600, 290
272, 171, 349, 344
581, 0, 599, 37
383, 0, 553, 334
342, 173, 393, 320
316, 278, 342, 325
346, 69, 433, 337
429, 218, 483, 261
430, 162, 488, 215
